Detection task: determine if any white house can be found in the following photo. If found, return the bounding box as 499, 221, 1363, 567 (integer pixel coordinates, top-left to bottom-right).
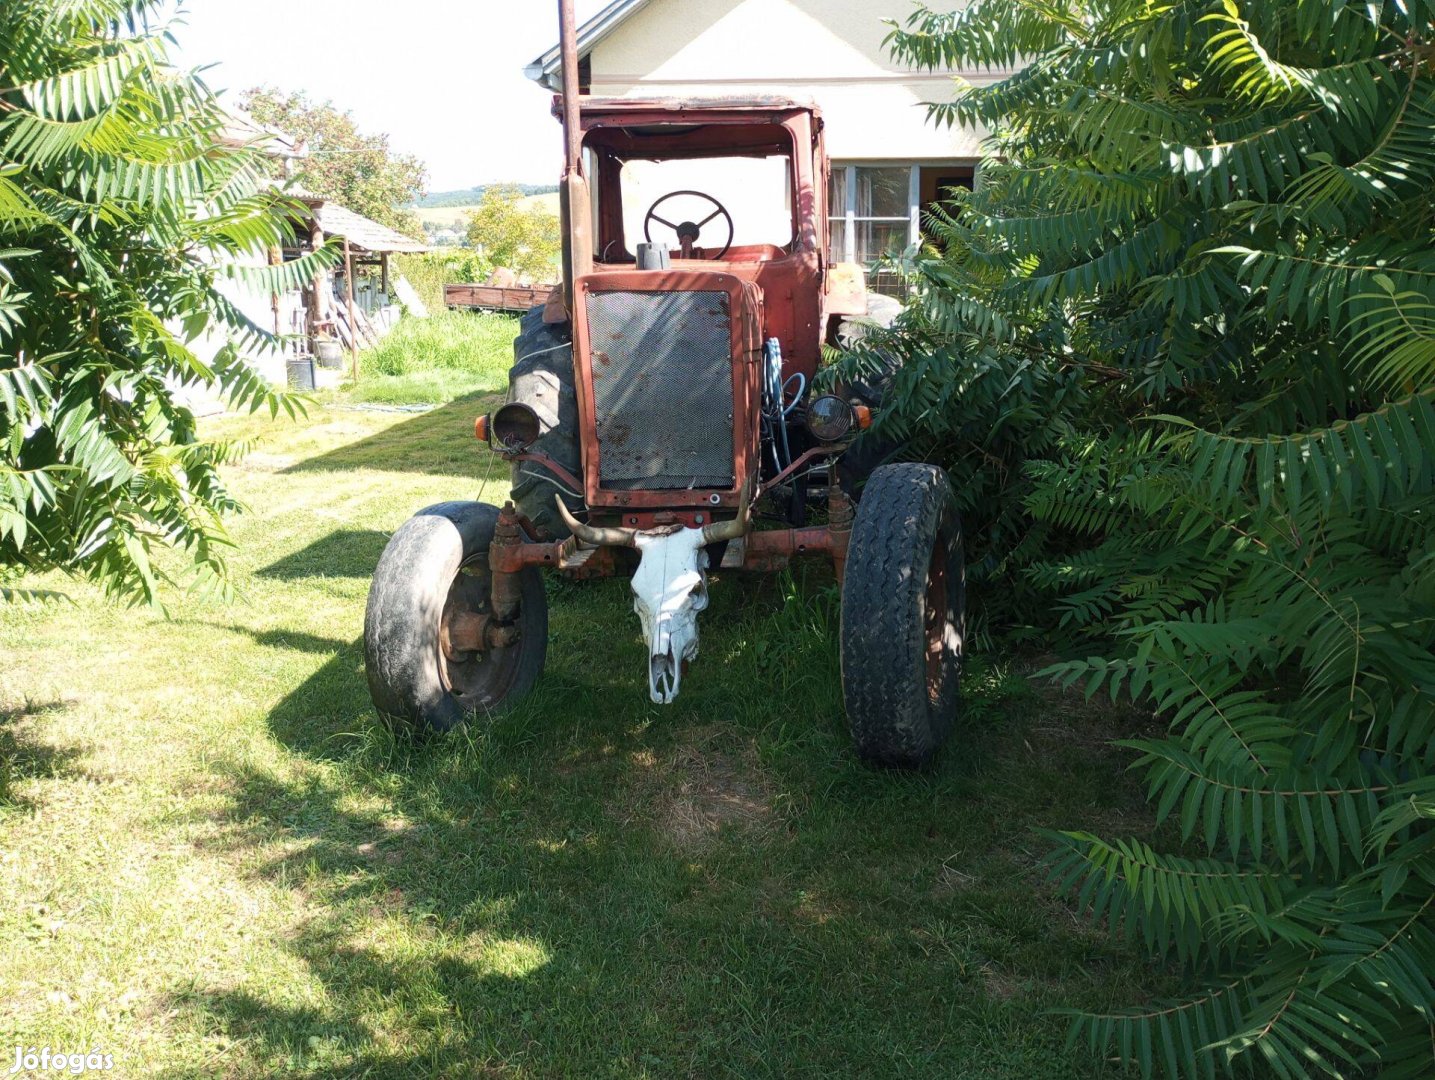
526, 0, 1014, 271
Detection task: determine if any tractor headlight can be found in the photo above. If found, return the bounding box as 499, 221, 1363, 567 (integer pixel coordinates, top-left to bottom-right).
804, 395, 855, 442
491, 402, 542, 451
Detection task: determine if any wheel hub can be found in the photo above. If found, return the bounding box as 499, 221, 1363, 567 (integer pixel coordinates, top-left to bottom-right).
441, 609, 520, 659
437, 559, 522, 706
924, 544, 948, 708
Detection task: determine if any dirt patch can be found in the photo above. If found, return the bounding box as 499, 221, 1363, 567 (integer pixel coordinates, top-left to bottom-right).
632, 728, 775, 850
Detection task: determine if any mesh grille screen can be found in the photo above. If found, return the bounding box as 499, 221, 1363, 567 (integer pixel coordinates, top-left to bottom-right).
586, 289, 735, 490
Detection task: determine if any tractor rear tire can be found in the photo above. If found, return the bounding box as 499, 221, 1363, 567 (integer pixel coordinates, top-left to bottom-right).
508, 306, 582, 539
839, 463, 965, 768
364, 501, 546, 733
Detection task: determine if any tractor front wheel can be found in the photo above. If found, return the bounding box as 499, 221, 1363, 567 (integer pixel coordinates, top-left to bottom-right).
364, 501, 546, 732
839, 464, 965, 768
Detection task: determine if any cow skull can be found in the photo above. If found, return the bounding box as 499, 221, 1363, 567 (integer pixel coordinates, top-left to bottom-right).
555, 489, 750, 704
631, 527, 710, 702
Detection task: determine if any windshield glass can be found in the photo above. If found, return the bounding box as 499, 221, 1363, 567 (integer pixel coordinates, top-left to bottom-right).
620, 155, 793, 256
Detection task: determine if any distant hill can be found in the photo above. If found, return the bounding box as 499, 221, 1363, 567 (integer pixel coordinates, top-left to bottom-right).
414, 192, 561, 230
412, 184, 558, 209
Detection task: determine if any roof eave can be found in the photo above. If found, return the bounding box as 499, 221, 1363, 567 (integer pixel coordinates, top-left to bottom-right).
524, 0, 650, 90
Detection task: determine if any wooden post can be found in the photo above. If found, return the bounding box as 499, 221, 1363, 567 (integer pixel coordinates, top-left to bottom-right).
268, 245, 283, 336
380, 252, 389, 300
342, 237, 359, 382
307, 215, 324, 346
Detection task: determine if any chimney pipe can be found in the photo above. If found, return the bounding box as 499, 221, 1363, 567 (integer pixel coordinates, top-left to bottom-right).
558, 0, 583, 311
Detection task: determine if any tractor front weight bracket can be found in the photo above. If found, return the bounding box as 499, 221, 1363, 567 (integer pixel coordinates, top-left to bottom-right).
489, 503, 539, 622
489, 501, 613, 582
489, 481, 856, 600
739, 484, 853, 580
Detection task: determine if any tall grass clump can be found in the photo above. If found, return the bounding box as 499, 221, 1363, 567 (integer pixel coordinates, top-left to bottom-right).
363, 311, 517, 381
391, 251, 488, 311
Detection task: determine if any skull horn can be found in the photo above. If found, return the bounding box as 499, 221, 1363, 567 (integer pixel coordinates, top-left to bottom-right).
701, 480, 753, 544
555, 495, 638, 548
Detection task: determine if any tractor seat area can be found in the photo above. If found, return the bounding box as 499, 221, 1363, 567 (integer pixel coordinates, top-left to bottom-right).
595, 242, 790, 266
692, 242, 789, 263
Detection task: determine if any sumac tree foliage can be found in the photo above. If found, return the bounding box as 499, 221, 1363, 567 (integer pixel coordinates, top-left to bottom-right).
0, 0, 333, 606
845, 1, 1435, 1076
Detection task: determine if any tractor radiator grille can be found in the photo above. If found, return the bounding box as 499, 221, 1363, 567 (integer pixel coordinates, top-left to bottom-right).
586, 289, 735, 491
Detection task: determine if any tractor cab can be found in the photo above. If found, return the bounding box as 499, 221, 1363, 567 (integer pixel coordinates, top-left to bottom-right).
556, 97, 865, 522
567, 96, 864, 374
581, 99, 811, 266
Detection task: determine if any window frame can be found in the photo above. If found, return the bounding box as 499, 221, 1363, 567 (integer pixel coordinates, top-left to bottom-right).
832, 162, 921, 265
830, 161, 982, 265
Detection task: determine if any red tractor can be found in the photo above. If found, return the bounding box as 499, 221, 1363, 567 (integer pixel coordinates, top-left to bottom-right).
363, 3, 964, 767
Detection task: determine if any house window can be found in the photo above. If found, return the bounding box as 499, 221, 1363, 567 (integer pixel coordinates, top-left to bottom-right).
830, 165, 915, 264
829, 163, 979, 293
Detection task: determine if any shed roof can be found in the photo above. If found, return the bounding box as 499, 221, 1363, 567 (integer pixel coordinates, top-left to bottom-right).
219, 107, 303, 156
313, 202, 430, 254
525, 0, 650, 90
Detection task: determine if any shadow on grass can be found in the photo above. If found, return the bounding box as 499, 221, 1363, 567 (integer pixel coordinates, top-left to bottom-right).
256, 529, 392, 581
165, 574, 1161, 1077
0, 700, 85, 811
223, 626, 352, 656
166, 921, 698, 1078
283, 393, 504, 479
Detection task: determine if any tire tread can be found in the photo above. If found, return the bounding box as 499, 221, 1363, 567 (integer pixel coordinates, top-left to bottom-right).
840, 463, 962, 767
508, 306, 580, 539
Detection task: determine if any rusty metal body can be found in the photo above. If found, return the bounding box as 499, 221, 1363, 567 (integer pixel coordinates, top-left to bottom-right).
574, 268, 763, 512
478, 0, 879, 702
488, 92, 865, 563
492, 89, 872, 537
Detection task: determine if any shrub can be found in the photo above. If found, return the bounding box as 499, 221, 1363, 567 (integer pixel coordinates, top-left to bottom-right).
391, 251, 491, 311
847, 1, 1435, 1075
0, 0, 329, 606
465, 186, 560, 283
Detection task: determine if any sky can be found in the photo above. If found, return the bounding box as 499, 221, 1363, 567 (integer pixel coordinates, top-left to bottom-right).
170, 0, 610, 191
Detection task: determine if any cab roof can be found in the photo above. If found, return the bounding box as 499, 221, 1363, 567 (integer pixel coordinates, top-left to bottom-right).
551, 96, 820, 122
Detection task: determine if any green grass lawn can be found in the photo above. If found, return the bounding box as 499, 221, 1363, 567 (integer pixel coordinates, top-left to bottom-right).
0, 323, 1163, 1077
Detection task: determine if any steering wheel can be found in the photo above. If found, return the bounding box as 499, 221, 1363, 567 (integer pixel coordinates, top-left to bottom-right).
643, 190, 734, 260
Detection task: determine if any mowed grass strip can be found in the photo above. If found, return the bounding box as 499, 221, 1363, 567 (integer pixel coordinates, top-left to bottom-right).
0, 325, 1162, 1077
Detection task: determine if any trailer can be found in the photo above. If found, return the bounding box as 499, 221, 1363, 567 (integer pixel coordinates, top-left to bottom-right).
444, 282, 557, 314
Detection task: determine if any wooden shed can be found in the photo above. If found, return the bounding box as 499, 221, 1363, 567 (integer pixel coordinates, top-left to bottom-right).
279, 194, 431, 364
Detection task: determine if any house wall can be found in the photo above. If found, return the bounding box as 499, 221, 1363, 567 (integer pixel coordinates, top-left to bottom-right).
587, 0, 1007, 161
